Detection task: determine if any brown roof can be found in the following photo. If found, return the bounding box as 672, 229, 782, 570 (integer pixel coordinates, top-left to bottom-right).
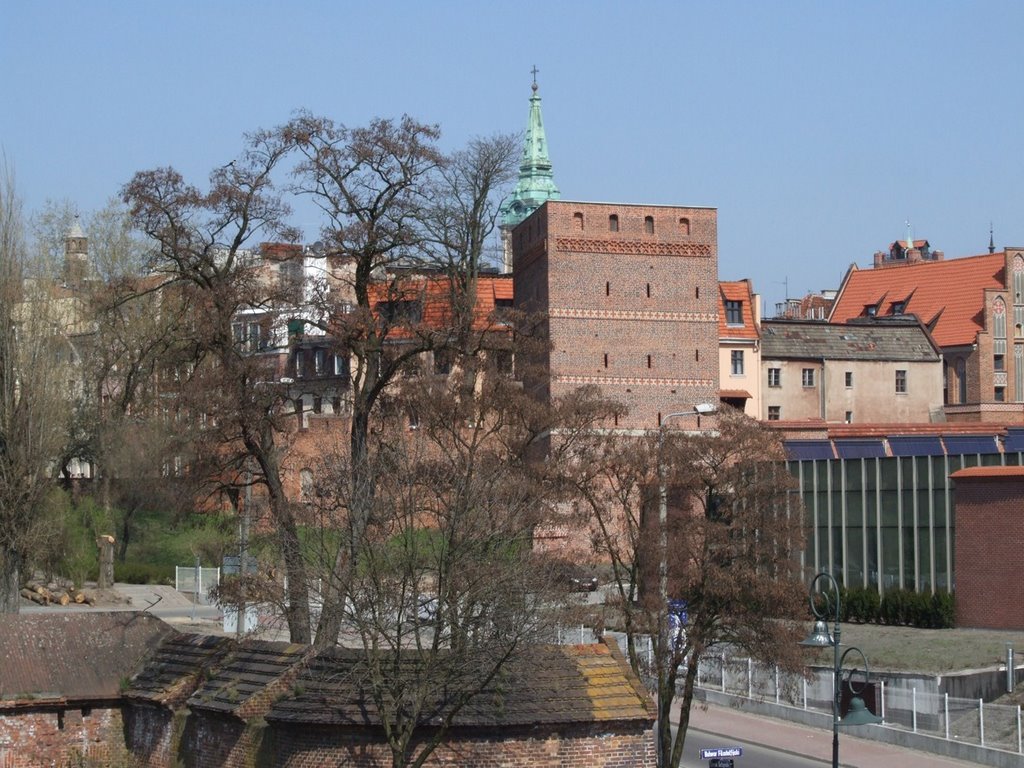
0, 613, 174, 706
126, 632, 234, 707
367, 274, 514, 339
187, 639, 311, 719
718, 280, 759, 340
266, 638, 652, 728
830, 252, 1005, 347
951, 466, 1024, 479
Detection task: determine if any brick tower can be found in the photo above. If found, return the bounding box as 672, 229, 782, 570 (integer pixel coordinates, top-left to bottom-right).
512, 201, 719, 430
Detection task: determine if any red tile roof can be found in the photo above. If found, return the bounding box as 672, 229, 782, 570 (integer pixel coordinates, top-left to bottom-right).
718, 280, 759, 340
830, 253, 1005, 347
952, 466, 1024, 479
367, 274, 514, 338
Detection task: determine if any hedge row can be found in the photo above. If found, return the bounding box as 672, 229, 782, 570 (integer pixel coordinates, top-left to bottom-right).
835, 586, 954, 628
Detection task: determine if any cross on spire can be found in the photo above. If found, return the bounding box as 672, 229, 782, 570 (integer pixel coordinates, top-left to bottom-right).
531, 65, 539, 91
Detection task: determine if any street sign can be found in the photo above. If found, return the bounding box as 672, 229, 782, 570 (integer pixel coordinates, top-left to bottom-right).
700, 747, 743, 759
708, 760, 734, 768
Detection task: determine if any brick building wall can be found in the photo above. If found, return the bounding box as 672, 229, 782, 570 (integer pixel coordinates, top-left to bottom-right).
952, 466, 1024, 630
107, 706, 656, 768
0, 705, 129, 767
271, 722, 655, 768
514, 201, 719, 430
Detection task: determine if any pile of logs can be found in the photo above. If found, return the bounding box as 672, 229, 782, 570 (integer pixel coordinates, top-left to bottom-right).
20, 580, 96, 607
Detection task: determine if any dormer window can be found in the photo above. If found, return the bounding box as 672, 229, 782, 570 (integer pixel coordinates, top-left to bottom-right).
891, 301, 906, 315
724, 300, 743, 325
864, 305, 877, 317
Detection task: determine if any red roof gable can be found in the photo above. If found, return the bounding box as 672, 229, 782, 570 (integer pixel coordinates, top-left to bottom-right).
366, 274, 513, 338
718, 280, 759, 340
831, 252, 1006, 347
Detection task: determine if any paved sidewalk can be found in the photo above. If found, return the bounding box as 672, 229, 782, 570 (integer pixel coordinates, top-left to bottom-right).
684, 701, 982, 767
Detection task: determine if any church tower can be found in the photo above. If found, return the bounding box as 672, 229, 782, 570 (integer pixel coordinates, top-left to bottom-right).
64, 216, 90, 289
499, 71, 560, 273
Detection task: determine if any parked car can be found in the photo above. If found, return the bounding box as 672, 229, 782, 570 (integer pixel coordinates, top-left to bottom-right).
550, 560, 599, 592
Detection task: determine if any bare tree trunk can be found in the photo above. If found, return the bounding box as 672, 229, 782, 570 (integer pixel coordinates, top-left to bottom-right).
261, 455, 312, 644
0, 547, 22, 614
669, 651, 701, 768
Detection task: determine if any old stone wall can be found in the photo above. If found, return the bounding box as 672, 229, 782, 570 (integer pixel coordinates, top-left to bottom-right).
0, 705, 128, 767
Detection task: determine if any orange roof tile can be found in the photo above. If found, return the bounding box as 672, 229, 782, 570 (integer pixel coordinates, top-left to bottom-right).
366, 274, 513, 339
718, 280, 759, 340
952, 466, 1024, 479
831, 253, 1005, 347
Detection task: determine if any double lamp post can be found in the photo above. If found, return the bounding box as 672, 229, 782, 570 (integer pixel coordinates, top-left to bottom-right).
800, 572, 883, 768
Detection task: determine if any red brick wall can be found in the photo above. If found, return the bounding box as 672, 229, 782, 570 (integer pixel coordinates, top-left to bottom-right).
0, 706, 128, 767
115, 705, 656, 768
514, 201, 719, 430
954, 474, 1024, 629
272, 722, 656, 768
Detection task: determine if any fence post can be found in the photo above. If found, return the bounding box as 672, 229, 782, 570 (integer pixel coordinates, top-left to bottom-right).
721, 652, 726, 692
880, 680, 885, 721
697, 657, 702, 687
912, 688, 918, 733
775, 665, 780, 704
802, 678, 807, 710
944, 693, 949, 741
747, 658, 752, 698
1017, 704, 1021, 753
979, 698, 985, 746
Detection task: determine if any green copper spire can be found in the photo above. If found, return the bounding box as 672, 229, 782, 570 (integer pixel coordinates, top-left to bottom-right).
500, 71, 560, 230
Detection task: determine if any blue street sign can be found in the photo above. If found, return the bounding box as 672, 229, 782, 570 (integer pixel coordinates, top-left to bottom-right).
700, 747, 743, 759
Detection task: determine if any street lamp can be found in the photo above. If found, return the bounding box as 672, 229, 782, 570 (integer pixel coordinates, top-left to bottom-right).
655, 403, 716, 766
800, 572, 882, 768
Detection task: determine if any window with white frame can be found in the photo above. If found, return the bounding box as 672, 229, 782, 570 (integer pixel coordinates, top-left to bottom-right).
801, 368, 815, 387
731, 350, 744, 375
895, 369, 907, 394
768, 368, 781, 387
768, 406, 781, 420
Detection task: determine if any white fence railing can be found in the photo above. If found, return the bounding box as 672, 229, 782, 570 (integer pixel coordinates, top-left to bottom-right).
174, 566, 220, 600
693, 652, 1024, 756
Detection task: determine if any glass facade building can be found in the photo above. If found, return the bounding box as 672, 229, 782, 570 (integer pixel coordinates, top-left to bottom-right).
788, 428, 1024, 593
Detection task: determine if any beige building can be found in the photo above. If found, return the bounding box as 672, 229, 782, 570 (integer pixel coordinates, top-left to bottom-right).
760, 318, 943, 424
717, 280, 761, 417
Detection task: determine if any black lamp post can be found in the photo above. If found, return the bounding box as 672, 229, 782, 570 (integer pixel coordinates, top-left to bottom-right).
800, 572, 882, 768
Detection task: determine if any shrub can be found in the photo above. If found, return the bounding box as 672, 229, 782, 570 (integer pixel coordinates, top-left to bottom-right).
114, 561, 173, 585
845, 586, 880, 624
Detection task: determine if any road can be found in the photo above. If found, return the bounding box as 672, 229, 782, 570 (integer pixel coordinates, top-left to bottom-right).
680, 727, 825, 768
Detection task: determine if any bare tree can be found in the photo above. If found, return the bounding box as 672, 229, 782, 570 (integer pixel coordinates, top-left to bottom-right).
280, 114, 520, 646
574, 408, 807, 768
121, 133, 316, 642
303, 338, 602, 768
0, 161, 72, 611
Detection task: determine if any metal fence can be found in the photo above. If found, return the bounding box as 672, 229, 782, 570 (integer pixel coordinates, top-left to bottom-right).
694, 651, 1024, 755
174, 566, 220, 601
589, 634, 1024, 757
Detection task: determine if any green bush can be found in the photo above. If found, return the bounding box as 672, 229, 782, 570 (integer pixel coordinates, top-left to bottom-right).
880, 588, 908, 625
114, 561, 174, 585
844, 586, 880, 623
931, 591, 956, 628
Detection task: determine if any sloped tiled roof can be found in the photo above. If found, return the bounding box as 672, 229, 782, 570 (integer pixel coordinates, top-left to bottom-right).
266, 638, 652, 728
0, 613, 174, 706
187, 640, 311, 719
367, 274, 514, 339
830, 253, 1005, 347
718, 280, 759, 340
126, 632, 233, 707
761, 319, 940, 362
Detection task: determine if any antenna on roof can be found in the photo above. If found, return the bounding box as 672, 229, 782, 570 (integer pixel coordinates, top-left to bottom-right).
905, 219, 913, 250
989, 222, 995, 254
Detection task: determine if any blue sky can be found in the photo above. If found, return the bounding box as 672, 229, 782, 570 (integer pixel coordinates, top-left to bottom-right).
3, 1, 1023, 313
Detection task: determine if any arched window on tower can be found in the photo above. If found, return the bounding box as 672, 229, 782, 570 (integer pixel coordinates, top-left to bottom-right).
679, 217, 690, 235
644, 216, 654, 234
609, 214, 619, 232
573, 211, 584, 230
